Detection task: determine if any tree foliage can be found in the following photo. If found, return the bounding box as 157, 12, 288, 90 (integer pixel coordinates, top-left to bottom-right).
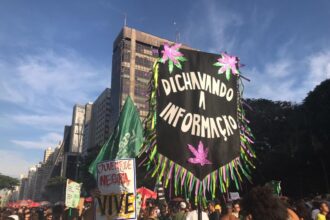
0, 173, 19, 190
246, 79, 330, 197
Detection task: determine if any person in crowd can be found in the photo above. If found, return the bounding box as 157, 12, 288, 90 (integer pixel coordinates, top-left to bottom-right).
295, 200, 312, 220
231, 201, 241, 220
240, 186, 288, 220
208, 201, 220, 220
23, 207, 31, 220
280, 197, 299, 220
220, 203, 236, 220
7, 215, 19, 220
186, 203, 209, 220
214, 204, 221, 216
287, 208, 300, 220
312, 201, 321, 220
172, 202, 187, 220
159, 203, 172, 220
52, 204, 64, 220
148, 206, 160, 220
37, 207, 44, 220
316, 202, 329, 220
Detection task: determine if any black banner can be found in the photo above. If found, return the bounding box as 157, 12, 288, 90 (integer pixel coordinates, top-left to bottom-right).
156, 49, 240, 180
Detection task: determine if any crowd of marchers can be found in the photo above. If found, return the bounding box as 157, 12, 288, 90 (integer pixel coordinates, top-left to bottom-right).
138, 186, 330, 220
1, 186, 330, 220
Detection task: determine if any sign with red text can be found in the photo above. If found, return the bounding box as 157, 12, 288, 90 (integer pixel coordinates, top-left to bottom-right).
96, 159, 136, 219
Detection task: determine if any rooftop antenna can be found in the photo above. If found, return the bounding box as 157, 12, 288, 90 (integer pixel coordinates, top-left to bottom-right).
124, 13, 127, 27
173, 20, 181, 43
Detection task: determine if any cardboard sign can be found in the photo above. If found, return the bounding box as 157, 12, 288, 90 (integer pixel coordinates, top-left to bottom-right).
65, 179, 81, 208
96, 159, 136, 219
157, 48, 240, 180
229, 192, 240, 201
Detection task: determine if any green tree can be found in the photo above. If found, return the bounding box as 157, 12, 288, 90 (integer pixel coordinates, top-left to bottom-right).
303, 79, 330, 192
0, 173, 19, 190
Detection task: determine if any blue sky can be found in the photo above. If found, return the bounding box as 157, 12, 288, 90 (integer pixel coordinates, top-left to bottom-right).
0, 0, 329, 177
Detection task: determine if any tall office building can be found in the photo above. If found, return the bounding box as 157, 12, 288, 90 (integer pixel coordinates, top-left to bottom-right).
69, 104, 86, 153
62, 103, 92, 178
43, 147, 54, 163
110, 27, 192, 129
82, 102, 93, 156
18, 175, 28, 200
82, 88, 111, 156
26, 166, 37, 199
92, 88, 111, 149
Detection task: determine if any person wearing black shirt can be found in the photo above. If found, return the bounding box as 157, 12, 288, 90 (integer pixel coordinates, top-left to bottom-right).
208, 202, 220, 220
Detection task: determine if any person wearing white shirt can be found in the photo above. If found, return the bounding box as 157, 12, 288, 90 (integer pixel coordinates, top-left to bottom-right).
186, 209, 209, 220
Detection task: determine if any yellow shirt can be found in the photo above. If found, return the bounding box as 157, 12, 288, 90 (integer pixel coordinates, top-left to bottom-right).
316, 213, 326, 220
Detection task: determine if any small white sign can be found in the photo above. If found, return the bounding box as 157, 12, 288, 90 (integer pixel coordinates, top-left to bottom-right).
229, 192, 240, 201
65, 179, 81, 208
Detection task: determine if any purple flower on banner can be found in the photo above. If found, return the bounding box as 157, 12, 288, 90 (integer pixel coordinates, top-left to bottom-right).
187, 141, 212, 166
213, 53, 239, 80
160, 43, 187, 73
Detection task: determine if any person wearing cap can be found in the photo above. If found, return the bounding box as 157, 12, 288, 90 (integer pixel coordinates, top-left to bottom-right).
172, 202, 187, 220
214, 204, 221, 214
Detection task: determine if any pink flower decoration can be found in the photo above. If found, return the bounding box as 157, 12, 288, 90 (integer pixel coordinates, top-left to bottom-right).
161, 43, 183, 65
187, 141, 212, 166
214, 53, 239, 80
159, 43, 187, 73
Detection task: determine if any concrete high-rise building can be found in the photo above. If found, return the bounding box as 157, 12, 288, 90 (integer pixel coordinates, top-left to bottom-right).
69, 103, 92, 153
63, 125, 72, 153
82, 89, 111, 156
69, 104, 86, 153
92, 88, 111, 149
43, 147, 54, 163
18, 176, 28, 200
82, 102, 94, 156
62, 103, 93, 178
26, 166, 37, 199
33, 163, 43, 201
110, 27, 192, 129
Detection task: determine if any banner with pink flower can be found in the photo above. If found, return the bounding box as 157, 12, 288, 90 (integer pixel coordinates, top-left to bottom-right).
141, 44, 255, 200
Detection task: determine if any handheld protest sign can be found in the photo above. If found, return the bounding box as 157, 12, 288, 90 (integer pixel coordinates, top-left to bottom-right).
141, 43, 255, 199
95, 159, 137, 220
65, 179, 81, 209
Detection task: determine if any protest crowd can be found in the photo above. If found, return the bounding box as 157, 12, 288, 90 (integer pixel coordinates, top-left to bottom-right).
1, 186, 330, 220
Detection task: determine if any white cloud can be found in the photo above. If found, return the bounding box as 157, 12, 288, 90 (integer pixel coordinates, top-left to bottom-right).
0, 49, 108, 109
11, 114, 71, 130
306, 50, 330, 89
245, 65, 305, 101
0, 48, 108, 133
182, 1, 242, 53
265, 59, 292, 78
11, 132, 62, 150
0, 150, 34, 178
245, 49, 330, 102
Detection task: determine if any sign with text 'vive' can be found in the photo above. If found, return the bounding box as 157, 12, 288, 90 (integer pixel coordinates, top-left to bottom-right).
96, 159, 136, 219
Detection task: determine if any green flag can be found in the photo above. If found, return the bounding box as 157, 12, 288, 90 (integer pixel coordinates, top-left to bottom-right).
266, 180, 282, 196
88, 96, 144, 179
